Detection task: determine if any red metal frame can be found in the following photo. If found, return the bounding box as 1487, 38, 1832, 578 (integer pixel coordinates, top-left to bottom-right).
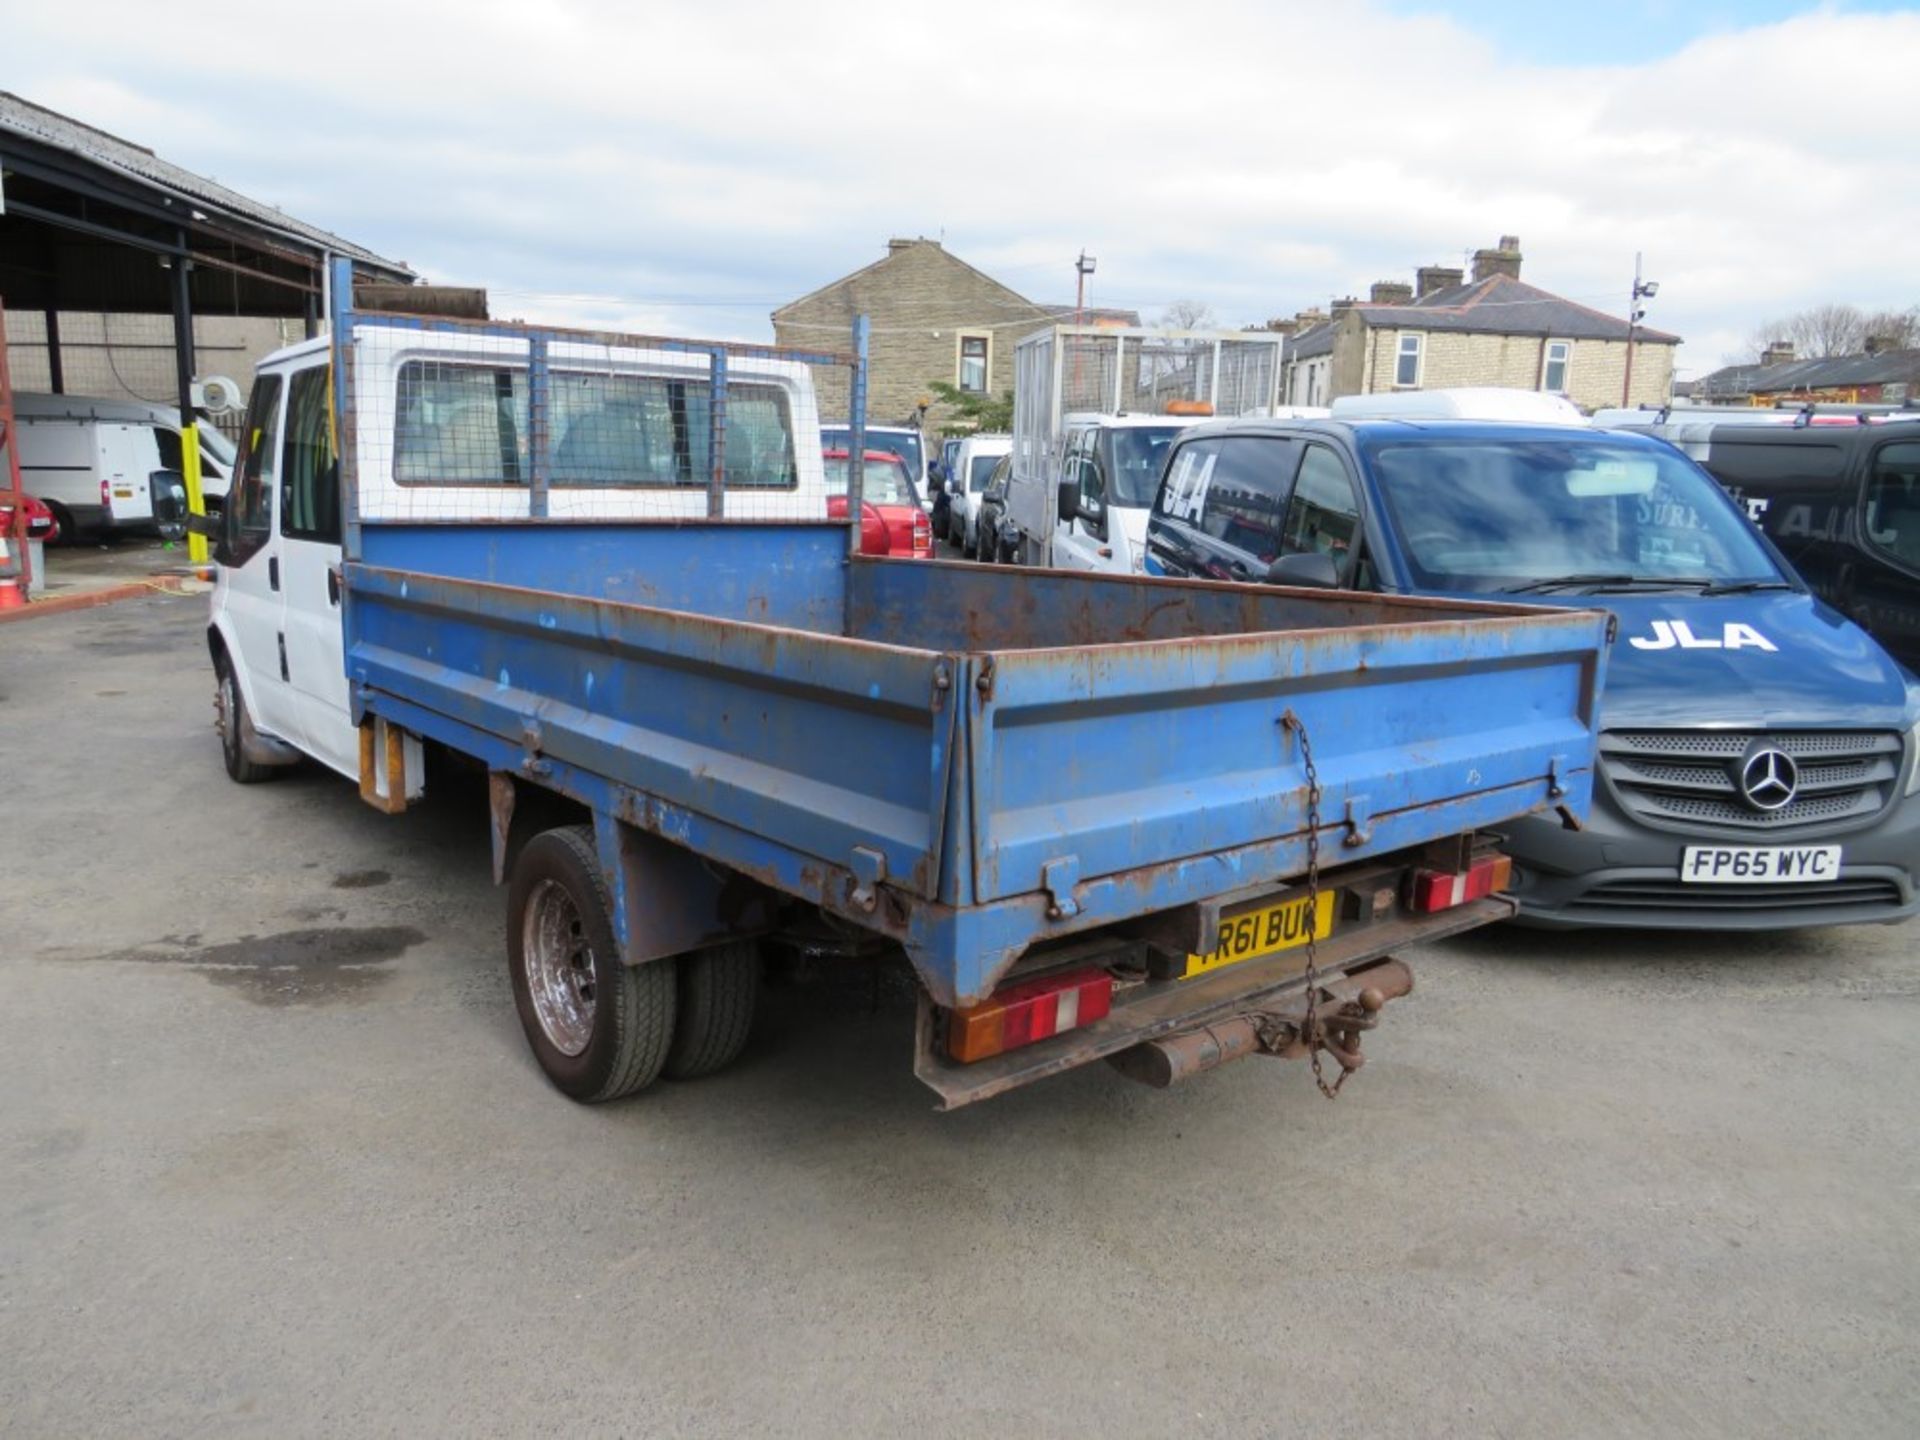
0, 300, 33, 593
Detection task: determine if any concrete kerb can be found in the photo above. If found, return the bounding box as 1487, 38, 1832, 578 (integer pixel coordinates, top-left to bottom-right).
0, 572, 208, 624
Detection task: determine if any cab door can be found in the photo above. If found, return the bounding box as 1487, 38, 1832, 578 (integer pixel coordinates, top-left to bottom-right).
1055, 435, 1116, 573
1051, 428, 1095, 570
277, 362, 357, 778
218, 374, 299, 742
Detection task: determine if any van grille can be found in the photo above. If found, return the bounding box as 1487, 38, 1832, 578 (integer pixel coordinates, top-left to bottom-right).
1567, 877, 1905, 914
1601, 730, 1903, 833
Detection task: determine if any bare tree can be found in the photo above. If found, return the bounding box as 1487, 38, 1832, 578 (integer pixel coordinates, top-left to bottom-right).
1862, 306, 1920, 350
1738, 303, 1876, 363
1156, 299, 1216, 330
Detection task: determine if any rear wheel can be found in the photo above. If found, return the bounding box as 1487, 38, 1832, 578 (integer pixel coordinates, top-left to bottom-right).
508, 826, 675, 1101
664, 941, 761, 1079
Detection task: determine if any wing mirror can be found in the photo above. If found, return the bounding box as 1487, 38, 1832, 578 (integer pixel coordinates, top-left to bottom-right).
1265, 552, 1340, 588
1056, 478, 1078, 524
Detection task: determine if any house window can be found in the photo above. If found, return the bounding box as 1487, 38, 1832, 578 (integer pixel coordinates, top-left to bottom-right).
1542, 340, 1571, 393
1394, 333, 1423, 388
958, 335, 989, 394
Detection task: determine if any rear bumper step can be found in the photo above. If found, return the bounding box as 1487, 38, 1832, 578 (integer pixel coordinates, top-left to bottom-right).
913, 894, 1509, 1108
1108, 959, 1413, 1089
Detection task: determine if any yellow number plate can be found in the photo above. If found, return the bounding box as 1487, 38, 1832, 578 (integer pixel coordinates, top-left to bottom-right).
1183, 890, 1336, 981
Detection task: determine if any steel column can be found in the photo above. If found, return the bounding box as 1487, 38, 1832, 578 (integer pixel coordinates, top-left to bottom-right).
43, 309, 63, 395
169, 237, 207, 564
528, 334, 550, 519
846, 315, 869, 558
706, 349, 728, 519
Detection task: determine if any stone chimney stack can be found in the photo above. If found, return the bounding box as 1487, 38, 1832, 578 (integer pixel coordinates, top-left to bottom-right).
1329, 296, 1359, 317
1416, 265, 1464, 298
1864, 334, 1896, 356
1761, 341, 1796, 367
1470, 235, 1523, 283
1369, 281, 1414, 305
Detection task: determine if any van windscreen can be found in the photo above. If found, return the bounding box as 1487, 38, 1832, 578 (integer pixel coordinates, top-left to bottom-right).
1364, 436, 1785, 592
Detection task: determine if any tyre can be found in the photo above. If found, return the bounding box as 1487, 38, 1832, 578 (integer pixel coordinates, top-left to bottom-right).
44, 501, 78, 546
664, 941, 761, 1079
508, 826, 675, 1102
215, 654, 275, 784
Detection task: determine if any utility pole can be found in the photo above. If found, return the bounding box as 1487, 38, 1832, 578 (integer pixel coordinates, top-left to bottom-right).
1074, 250, 1096, 326
1622, 253, 1659, 408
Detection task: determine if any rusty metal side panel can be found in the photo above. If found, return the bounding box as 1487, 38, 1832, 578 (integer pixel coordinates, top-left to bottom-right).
345, 561, 951, 899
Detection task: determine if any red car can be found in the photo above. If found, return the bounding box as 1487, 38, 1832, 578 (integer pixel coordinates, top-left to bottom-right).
1, 493, 60, 544
822, 449, 931, 558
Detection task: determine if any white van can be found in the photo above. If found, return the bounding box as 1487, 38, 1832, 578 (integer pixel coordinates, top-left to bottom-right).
946, 433, 1011, 556
1051, 413, 1201, 575
12, 392, 238, 540
1328, 388, 1589, 425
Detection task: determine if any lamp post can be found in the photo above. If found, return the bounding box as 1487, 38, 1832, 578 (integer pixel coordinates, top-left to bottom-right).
1622, 253, 1660, 407
1074, 250, 1097, 326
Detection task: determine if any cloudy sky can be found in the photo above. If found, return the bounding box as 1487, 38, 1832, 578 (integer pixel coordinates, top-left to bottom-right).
9, 0, 1917, 377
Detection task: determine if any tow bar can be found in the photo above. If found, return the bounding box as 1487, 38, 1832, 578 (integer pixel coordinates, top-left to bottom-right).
1107, 958, 1413, 1090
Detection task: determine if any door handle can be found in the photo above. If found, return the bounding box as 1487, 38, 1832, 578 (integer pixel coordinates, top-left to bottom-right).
327, 565, 342, 605
268, 556, 280, 592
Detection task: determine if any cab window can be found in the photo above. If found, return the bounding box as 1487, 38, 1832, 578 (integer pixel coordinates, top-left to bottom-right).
1077, 439, 1108, 537
1282, 445, 1363, 579
281, 367, 339, 543
225, 375, 283, 567
1864, 442, 1920, 572
1190, 437, 1292, 563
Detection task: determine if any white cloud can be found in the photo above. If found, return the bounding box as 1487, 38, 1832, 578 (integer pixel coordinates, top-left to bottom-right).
9, 0, 1918, 373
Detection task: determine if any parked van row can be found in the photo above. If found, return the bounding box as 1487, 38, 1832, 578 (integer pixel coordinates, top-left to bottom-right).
10, 391, 238, 541
1130, 391, 1920, 931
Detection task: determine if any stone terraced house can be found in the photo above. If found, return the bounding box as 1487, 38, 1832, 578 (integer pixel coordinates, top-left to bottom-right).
1279, 236, 1680, 413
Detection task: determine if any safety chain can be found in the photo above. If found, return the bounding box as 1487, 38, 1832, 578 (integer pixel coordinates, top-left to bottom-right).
1280, 708, 1349, 1099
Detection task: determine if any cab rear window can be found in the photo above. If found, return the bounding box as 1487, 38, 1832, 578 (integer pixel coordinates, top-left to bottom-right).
392, 361, 796, 489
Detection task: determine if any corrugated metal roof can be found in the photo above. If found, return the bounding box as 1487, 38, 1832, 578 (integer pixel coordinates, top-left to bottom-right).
0, 91, 410, 278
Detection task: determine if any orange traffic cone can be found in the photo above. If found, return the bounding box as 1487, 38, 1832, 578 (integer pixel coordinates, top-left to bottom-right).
0, 535, 24, 609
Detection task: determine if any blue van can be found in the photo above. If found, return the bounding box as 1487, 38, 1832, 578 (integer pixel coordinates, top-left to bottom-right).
1142, 413, 1920, 929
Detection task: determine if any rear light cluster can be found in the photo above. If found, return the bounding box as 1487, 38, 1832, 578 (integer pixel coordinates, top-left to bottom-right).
948, 966, 1112, 1063
912, 511, 932, 558
1407, 853, 1513, 913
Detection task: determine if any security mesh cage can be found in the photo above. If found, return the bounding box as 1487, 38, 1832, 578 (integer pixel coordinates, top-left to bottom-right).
331, 277, 864, 539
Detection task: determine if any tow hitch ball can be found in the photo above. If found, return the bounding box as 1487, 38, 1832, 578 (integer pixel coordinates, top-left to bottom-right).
1108, 960, 1412, 1091
1255, 988, 1386, 1071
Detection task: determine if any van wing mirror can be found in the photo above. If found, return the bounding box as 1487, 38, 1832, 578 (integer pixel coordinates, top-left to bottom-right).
1265, 551, 1340, 588
1056, 477, 1078, 524
184, 512, 222, 540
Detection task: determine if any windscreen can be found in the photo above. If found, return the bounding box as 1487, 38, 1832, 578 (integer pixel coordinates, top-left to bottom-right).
1363, 436, 1784, 591
1107, 425, 1186, 506
969, 454, 1000, 492
824, 455, 918, 507
823, 427, 923, 480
